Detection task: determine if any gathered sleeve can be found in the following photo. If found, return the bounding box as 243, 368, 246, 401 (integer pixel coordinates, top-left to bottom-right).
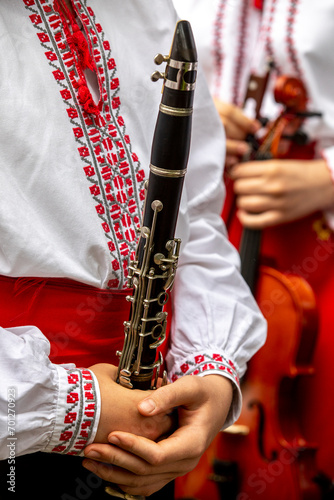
0, 326, 100, 458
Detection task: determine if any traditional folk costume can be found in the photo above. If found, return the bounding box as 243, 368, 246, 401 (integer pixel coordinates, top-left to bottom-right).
174, 0, 334, 484
0, 1, 266, 498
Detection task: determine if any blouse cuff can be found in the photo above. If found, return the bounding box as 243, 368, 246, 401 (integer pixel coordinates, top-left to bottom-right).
43, 367, 101, 456
168, 350, 242, 430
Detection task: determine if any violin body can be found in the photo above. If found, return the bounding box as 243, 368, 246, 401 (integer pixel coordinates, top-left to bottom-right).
175, 265, 321, 500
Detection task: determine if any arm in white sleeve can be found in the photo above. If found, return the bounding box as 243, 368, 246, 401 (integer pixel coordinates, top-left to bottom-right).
0, 326, 100, 458
166, 71, 267, 428
322, 146, 334, 229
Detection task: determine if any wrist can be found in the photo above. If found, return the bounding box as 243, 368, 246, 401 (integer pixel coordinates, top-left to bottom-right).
167, 349, 241, 430
200, 374, 234, 428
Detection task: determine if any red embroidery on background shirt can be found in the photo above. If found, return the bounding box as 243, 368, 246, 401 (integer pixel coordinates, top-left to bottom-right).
212, 0, 227, 99
24, 0, 146, 289
286, 0, 303, 79
262, 0, 281, 74
261, 0, 303, 82
232, 0, 251, 106
213, 0, 251, 105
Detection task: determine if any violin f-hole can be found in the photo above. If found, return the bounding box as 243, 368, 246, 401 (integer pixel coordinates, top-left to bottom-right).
248, 399, 279, 463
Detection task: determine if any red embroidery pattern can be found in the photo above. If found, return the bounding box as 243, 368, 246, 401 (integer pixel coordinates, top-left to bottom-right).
261, 0, 303, 81
286, 0, 303, 79
212, 0, 227, 99
232, 0, 251, 106
262, 0, 281, 74
213, 0, 251, 106
52, 369, 97, 455
23, 0, 146, 289
171, 352, 240, 387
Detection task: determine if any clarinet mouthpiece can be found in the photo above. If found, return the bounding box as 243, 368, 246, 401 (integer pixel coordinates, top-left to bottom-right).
170, 20, 197, 64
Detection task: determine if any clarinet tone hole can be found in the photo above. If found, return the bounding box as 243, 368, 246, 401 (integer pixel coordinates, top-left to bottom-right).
152, 323, 163, 340
157, 291, 169, 306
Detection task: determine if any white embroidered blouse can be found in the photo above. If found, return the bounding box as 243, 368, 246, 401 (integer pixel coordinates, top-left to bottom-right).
0, 0, 266, 458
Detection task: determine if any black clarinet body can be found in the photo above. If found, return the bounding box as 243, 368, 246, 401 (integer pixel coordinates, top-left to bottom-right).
116, 20, 197, 391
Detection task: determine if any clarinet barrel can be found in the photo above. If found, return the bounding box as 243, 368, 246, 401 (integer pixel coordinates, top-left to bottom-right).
116, 20, 197, 390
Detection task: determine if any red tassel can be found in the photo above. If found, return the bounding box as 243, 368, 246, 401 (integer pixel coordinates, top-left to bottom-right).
254, 0, 263, 9
69, 25, 94, 71
77, 80, 99, 116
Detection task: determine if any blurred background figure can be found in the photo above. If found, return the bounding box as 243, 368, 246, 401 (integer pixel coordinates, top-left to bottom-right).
173, 0, 334, 498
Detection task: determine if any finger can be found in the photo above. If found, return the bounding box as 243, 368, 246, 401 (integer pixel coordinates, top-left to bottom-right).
107, 428, 202, 468
236, 194, 284, 213
233, 174, 283, 196
84, 424, 190, 475
230, 161, 271, 180
85, 432, 198, 480
215, 99, 260, 135
83, 458, 164, 493
84, 443, 150, 475
84, 458, 174, 498
224, 118, 250, 141
225, 139, 250, 157
237, 208, 285, 229
137, 376, 205, 416
234, 177, 266, 195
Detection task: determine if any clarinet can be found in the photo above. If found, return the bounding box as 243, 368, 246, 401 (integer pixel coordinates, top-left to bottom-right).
116, 20, 198, 391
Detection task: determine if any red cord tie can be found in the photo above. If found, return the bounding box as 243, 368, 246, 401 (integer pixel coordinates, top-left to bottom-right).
77, 79, 100, 116
253, 0, 263, 9
69, 24, 94, 71
55, 1, 101, 116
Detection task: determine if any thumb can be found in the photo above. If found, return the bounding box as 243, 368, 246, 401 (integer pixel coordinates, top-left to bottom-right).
137, 376, 202, 416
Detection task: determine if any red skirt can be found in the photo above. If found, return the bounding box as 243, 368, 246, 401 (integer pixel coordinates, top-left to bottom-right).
0, 275, 169, 369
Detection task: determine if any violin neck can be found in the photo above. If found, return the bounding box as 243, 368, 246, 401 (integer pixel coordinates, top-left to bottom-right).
237, 64, 270, 294
239, 228, 262, 295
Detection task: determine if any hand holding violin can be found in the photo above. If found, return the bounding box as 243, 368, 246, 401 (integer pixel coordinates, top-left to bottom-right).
230, 158, 334, 229
213, 99, 261, 168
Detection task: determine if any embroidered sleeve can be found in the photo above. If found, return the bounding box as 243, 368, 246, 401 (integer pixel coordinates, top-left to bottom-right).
44, 367, 100, 456
168, 350, 242, 429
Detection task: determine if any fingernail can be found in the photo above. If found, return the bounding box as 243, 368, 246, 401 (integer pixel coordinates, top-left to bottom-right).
139, 398, 156, 414
85, 450, 101, 459
108, 435, 120, 445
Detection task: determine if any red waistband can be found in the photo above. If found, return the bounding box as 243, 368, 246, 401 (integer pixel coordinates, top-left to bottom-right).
0, 275, 157, 368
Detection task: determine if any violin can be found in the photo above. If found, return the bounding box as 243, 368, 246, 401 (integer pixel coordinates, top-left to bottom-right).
175, 73, 325, 500
239, 74, 320, 292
